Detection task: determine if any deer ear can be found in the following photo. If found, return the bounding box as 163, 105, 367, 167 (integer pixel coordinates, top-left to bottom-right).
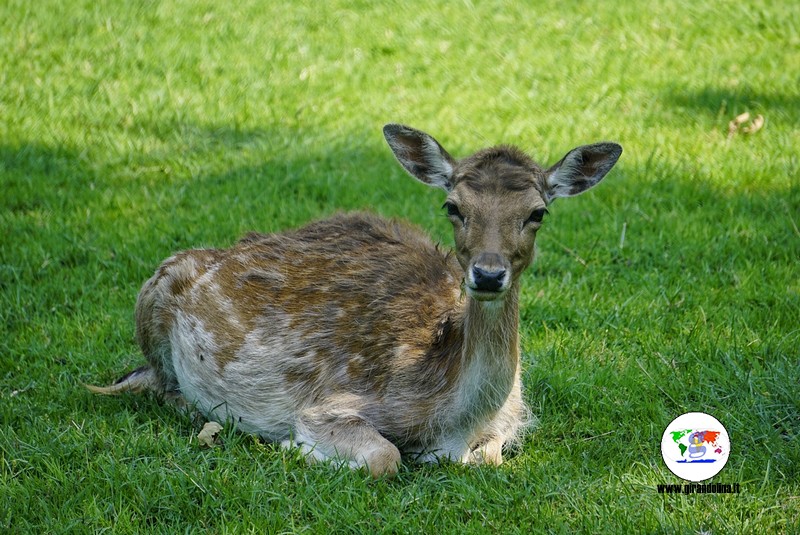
545, 142, 622, 200
383, 124, 456, 191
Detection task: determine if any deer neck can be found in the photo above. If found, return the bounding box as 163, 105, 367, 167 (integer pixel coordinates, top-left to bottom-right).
453, 286, 520, 423
463, 287, 520, 365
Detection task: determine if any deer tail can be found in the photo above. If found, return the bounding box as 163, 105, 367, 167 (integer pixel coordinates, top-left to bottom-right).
84, 365, 159, 395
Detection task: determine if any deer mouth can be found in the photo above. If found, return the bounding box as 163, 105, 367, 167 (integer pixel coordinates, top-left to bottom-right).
465, 286, 507, 302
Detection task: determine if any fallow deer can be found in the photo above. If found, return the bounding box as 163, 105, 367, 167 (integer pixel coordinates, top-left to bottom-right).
88, 124, 622, 477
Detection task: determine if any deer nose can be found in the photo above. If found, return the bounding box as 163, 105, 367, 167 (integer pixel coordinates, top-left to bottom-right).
471, 266, 506, 292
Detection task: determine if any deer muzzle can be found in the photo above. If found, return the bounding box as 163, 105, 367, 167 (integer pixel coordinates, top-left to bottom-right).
467, 253, 510, 300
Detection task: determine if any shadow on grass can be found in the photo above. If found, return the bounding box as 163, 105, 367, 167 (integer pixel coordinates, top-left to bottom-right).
1, 143, 96, 215
0, 122, 408, 273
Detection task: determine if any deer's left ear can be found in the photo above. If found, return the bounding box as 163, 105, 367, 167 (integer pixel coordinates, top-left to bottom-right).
545, 142, 622, 200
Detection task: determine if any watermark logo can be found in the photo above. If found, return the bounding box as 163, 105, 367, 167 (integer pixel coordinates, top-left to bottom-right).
660, 412, 730, 482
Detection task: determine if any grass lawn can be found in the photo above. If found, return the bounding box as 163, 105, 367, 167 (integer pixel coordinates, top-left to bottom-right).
2, 0, 798, 532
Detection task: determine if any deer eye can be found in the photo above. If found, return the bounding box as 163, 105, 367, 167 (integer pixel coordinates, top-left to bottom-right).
443, 202, 465, 222
525, 208, 549, 225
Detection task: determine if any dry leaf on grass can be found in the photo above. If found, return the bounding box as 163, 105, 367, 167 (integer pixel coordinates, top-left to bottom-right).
728, 111, 765, 137
197, 421, 223, 447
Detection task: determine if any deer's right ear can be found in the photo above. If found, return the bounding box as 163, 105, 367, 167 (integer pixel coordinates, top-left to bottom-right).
383, 124, 456, 191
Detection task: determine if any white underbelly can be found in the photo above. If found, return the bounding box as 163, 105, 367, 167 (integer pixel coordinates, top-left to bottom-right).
169, 311, 300, 440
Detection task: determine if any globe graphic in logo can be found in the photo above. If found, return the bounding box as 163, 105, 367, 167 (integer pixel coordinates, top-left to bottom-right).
661, 412, 730, 482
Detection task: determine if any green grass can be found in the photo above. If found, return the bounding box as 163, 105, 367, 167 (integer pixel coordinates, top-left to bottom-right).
2, 0, 798, 532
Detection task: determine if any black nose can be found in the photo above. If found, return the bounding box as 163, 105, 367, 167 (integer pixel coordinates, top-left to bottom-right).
472, 266, 506, 292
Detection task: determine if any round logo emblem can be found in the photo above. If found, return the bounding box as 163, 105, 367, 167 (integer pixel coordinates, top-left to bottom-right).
661, 412, 730, 482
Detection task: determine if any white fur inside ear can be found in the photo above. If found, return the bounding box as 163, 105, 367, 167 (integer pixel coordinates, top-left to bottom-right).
384, 124, 455, 191
545, 153, 583, 198
422, 136, 453, 188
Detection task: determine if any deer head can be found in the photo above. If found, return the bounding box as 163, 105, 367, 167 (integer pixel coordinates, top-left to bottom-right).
383, 124, 621, 302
